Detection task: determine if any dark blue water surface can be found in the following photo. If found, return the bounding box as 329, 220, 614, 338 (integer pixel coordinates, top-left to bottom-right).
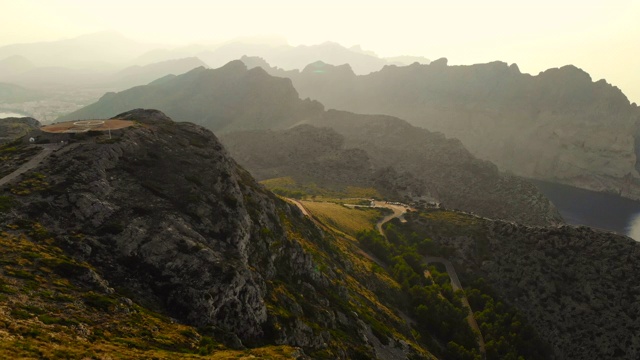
531, 180, 640, 240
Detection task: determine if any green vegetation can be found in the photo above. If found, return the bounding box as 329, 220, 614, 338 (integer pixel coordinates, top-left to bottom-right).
378, 210, 552, 360
0, 229, 298, 359
261, 176, 381, 199
0, 196, 14, 213
299, 201, 382, 236
0, 142, 40, 179
1, 146, 18, 153
270, 211, 430, 359
466, 279, 553, 360
10, 172, 49, 196
356, 229, 481, 359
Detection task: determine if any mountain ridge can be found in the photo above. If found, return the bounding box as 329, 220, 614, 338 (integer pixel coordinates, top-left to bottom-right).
60, 62, 561, 226
0, 109, 439, 358
242, 57, 640, 200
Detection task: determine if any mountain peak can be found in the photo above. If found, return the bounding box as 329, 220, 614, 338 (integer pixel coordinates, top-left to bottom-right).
111, 108, 174, 124
302, 61, 355, 76
430, 57, 448, 67
220, 59, 248, 72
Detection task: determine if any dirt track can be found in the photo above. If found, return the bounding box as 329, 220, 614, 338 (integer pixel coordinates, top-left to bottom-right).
0, 144, 60, 187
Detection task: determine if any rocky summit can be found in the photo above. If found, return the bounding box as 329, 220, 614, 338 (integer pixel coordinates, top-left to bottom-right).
0, 109, 440, 359
0, 116, 40, 144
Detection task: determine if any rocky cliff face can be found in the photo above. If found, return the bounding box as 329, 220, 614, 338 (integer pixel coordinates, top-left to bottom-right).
222, 112, 562, 226
245, 58, 640, 200
0, 109, 433, 358
61, 60, 561, 225
221, 125, 375, 191
394, 210, 640, 360
59, 61, 324, 133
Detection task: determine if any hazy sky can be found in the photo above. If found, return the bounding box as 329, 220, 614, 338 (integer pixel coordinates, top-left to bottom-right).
1, 0, 639, 102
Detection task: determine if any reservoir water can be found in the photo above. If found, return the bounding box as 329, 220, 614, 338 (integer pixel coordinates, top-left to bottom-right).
531, 180, 640, 241
0, 111, 28, 119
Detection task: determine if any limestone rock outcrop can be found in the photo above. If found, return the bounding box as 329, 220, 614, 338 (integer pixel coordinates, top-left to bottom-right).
0, 109, 432, 358
247, 58, 640, 200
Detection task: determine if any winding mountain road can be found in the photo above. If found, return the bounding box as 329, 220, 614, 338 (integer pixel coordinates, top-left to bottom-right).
373, 203, 486, 355
425, 256, 486, 354
290, 197, 486, 354
0, 144, 60, 187
374, 202, 408, 235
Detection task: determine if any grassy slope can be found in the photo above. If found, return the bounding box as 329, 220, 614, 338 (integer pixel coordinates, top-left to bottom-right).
300, 201, 381, 237
0, 141, 437, 359
261, 176, 381, 199
0, 229, 298, 359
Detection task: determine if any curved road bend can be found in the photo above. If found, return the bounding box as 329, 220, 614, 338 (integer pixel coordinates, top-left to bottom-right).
425, 256, 486, 354
343, 202, 409, 237
288, 198, 310, 217
0, 144, 60, 187
292, 199, 418, 329
372, 205, 486, 355
297, 199, 486, 354
374, 203, 408, 236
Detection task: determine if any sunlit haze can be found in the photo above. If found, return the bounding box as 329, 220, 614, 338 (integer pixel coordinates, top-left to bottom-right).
1, 0, 639, 102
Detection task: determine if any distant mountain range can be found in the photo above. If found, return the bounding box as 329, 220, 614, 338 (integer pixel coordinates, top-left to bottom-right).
0, 32, 428, 90
241, 57, 640, 200
194, 41, 429, 74
60, 61, 560, 226
0, 82, 44, 103
0, 55, 208, 91
0, 31, 157, 68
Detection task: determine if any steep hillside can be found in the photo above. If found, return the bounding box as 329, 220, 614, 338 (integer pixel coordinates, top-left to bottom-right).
61, 61, 560, 226
247, 58, 640, 200
0, 109, 438, 359
221, 125, 374, 191
0, 117, 40, 144
384, 209, 640, 360
222, 117, 561, 226
59, 61, 324, 133
0, 82, 44, 103
112, 57, 208, 90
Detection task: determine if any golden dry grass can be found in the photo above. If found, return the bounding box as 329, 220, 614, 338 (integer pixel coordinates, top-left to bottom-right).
300, 201, 380, 236
260, 177, 381, 199
0, 229, 298, 360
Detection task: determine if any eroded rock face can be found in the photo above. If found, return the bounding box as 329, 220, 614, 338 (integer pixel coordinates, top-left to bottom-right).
58, 61, 562, 225
419, 216, 640, 360
26, 109, 281, 341
222, 114, 562, 226
253, 59, 640, 200
480, 225, 640, 360
3, 109, 431, 358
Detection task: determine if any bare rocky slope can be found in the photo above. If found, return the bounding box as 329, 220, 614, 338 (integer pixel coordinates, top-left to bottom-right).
59, 61, 323, 133
388, 210, 640, 360
60, 61, 561, 226
243, 57, 640, 200
0, 109, 438, 359
222, 114, 561, 226
0, 116, 40, 144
